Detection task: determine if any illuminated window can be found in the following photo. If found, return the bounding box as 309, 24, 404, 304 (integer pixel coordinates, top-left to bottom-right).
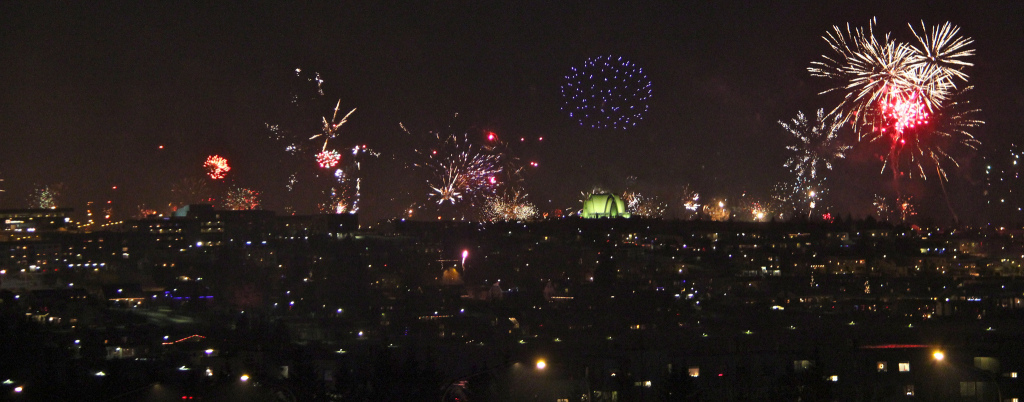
688, 367, 699, 377
877, 362, 888, 372
1012, 372, 1018, 378
899, 362, 910, 372
904, 384, 914, 396
828, 375, 838, 382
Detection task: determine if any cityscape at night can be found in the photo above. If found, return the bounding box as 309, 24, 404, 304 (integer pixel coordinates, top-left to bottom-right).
2, 2, 1024, 401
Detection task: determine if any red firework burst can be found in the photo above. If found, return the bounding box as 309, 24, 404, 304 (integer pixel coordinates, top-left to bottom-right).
204, 155, 231, 180
879, 90, 930, 145
316, 150, 341, 168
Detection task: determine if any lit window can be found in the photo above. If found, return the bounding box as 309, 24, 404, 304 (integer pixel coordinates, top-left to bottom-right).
688, 367, 699, 377
904, 384, 915, 396
877, 362, 888, 372
1012, 372, 1018, 378
899, 362, 910, 372
829, 375, 838, 382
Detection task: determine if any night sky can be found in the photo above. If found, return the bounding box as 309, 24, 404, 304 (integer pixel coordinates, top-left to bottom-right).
1, 1, 1022, 224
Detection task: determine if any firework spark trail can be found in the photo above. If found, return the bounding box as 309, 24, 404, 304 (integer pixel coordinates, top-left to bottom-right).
873, 86, 982, 181
204, 155, 231, 180
781, 109, 851, 181
309, 101, 357, 152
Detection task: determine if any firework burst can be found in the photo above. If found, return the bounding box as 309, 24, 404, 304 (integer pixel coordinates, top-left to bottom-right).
702, 199, 730, 222
809, 18, 981, 180
772, 177, 827, 219
781, 109, 851, 181
748, 202, 772, 222
483, 190, 538, 221
319, 187, 352, 214
171, 177, 213, 210
204, 155, 231, 180
878, 86, 982, 181
410, 126, 503, 206
309, 100, 356, 154
136, 206, 159, 219
316, 149, 342, 168
561, 55, 652, 130
897, 195, 917, 222
29, 184, 61, 209
266, 69, 371, 213
873, 194, 892, 220
622, 191, 666, 218
224, 187, 260, 210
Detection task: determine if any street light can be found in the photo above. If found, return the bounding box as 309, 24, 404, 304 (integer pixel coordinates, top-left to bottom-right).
933, 351, 945, 361
536, 360, 546, 370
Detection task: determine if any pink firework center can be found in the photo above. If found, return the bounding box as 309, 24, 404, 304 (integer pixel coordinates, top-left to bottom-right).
880, 90, 930, 145
204, 155, 231, 179
316, 150, 342, 168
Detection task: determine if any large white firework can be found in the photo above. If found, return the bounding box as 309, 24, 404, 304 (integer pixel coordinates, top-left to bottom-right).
809, 18, 975, 139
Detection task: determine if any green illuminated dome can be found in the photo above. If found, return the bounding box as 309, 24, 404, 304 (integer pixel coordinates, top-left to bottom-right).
581, 194, 630, 219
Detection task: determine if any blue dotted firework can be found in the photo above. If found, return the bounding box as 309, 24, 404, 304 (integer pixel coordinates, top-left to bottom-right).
561, 55, 652, 130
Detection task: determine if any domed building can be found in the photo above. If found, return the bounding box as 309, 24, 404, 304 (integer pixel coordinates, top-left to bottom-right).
581, 193, 630, 218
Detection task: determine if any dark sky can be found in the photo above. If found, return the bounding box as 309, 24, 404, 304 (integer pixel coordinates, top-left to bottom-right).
1, 1, 1022, 224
